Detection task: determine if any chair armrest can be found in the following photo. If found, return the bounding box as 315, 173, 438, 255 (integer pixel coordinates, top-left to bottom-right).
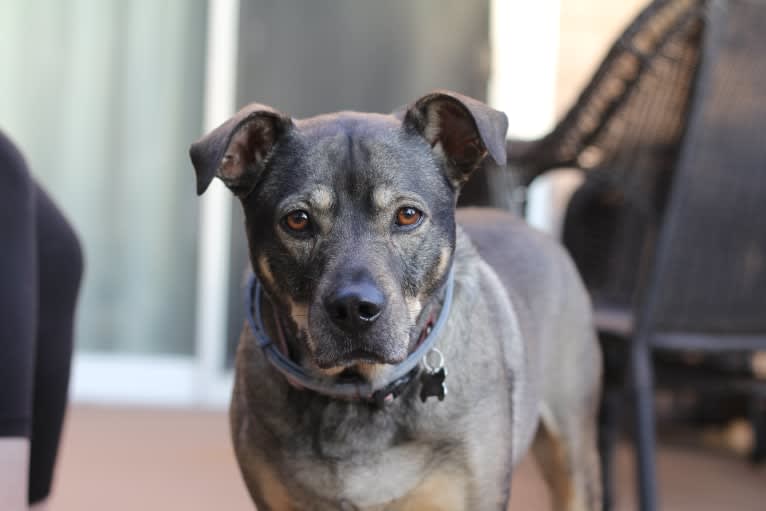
506, 135, 577, 187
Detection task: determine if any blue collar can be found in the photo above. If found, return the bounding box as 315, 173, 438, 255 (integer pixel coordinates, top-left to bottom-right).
244, 268, 455, 404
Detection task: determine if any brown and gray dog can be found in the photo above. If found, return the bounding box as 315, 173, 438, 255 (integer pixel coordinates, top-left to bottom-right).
190, 90, 602, 511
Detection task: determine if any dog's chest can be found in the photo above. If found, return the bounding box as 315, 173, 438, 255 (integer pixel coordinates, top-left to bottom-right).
278, 412, 467, 510
290, 449, 467, 511
287, 440, 430, 507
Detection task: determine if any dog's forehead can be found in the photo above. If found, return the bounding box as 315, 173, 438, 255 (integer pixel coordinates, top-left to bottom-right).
288, 111, 436, 193
298, 113, 401, 169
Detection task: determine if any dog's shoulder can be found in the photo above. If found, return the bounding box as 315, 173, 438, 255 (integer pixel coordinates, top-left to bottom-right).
455, 206, 590, 327
455, 207, 574, 285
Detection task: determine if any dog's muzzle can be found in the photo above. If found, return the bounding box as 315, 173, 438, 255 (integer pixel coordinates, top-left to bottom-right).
244, 267, 455, 403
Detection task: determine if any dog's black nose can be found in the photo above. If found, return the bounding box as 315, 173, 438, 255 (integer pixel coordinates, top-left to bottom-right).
324, 281, 385, 332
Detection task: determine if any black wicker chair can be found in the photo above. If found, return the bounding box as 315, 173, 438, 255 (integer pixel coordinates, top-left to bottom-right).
506, 1, 766, 510
626, 2, 766, 509
507, 1, 705, 507
509, 0, 706, 355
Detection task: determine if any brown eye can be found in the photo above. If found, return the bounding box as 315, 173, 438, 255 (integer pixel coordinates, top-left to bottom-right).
284, 210, 310, 232
395, 207, 423, 227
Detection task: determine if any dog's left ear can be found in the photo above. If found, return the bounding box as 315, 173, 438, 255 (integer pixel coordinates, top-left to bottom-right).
403, 90, 508, 187
189, 103, 293, 196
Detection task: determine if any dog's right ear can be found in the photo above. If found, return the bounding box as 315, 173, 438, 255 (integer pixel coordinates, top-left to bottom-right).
189, 104, 293, 196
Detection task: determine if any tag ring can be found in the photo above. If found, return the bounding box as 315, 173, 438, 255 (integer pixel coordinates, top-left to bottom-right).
422, 347, 445, 373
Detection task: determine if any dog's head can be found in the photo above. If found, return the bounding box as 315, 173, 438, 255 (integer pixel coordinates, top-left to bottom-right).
190, 91, 507, 383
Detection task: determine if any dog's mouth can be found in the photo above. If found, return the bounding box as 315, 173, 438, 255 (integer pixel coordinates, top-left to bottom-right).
317, 348, 394, 369
302, 303, 412, 385
329, 361, 394, 387
307, 345, 399, 384
336, 366, 366, 383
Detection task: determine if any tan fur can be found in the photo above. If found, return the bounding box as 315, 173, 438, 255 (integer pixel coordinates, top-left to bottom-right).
372, 186, 394, 211
287, 300, 308, 331
533, 416, 602, 511
432, 141, 446, 160
405, 296, 422, 322
435, 247, 451, 279
393, 469, 468, 511
315, 365, 346, 377
356, 362, 388, 378
257, 255, 277, 286
251, 460, 293, 511
310, 185, 334, 211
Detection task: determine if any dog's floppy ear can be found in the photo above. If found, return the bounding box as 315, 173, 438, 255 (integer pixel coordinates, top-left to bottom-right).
189, 104, 293, 196
403, 90, 508, 187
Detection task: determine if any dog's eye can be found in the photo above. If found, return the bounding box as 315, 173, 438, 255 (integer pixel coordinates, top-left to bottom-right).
395, 207, 423, 228
283, 210, 311, 232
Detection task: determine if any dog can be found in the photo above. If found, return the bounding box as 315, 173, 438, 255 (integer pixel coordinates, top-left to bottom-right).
189, 90, 602, 511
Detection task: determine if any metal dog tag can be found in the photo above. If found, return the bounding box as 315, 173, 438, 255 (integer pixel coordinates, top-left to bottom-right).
419, 348, 447, 402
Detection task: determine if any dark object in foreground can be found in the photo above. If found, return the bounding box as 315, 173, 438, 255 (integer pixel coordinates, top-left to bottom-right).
0, 130, 84, 505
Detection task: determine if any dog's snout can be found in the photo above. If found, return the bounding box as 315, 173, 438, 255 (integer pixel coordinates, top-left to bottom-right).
324, 280, 385, 332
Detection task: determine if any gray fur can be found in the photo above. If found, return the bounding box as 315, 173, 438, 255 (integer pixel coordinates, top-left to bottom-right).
190, 91, 602, 510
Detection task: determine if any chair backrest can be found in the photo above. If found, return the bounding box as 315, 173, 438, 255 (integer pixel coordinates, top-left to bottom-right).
641, 0, 766, 337
513, 0, 705, 179
560, 0, 706, 307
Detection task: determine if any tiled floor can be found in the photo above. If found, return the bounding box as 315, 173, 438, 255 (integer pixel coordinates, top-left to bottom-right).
47, 405, 766, 510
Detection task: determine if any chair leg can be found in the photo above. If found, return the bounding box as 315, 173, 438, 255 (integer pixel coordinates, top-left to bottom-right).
749, 396, 766, 464
631, 341, 658, 511
599, 387, 620, 511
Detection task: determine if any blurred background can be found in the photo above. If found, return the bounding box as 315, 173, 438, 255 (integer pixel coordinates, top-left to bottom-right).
1, 0, 765, 510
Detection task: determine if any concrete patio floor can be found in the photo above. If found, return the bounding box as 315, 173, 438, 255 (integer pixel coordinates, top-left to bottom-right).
48, 405, 766, 510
